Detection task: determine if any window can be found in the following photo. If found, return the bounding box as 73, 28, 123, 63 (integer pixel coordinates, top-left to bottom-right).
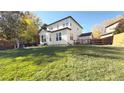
57, 25, 59, 29
56, 33, 59, 41
41, 35, 46, 42
63, 23, 65, 27
56, 32, 62, 41
49, 35, 52, 41
50, 38, 52, 41
50, 27, 53, 30
65, 19, 69, 26
66, 22, 69, 26
70, 33, 73, 40
59, 32, 62, 40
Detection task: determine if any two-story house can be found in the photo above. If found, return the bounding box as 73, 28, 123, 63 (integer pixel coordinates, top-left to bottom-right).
39, 16, 83, 45
100, 18, 124, 44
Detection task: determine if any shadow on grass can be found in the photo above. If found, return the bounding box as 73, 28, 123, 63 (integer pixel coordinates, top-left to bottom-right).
0, 45, 124, 65
0, 46, 71, 65
74, 45, 124, 60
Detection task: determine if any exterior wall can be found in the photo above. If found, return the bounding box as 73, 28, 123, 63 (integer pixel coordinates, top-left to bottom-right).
39, 30, 50, 45
69, 18, 82, 40
39, 17, 83, 45
105, 22, 119, 33
77, 35, 92, 44
113, 32, 124, 46
49, 30, 68, 45
66, 18, 82, 45
47, 18, 71, 31
39, 29, 68, 45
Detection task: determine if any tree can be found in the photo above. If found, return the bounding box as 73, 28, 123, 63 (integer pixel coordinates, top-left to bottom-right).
92, 25, 103, 39
0, 11, 41, 48
115, 19, 124, 34
0, 11, 23, 48
19, 12, 41, 46
0, 27, 5, 39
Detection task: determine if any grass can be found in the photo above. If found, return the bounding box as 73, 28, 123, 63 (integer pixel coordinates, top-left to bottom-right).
0, 45, 124, 80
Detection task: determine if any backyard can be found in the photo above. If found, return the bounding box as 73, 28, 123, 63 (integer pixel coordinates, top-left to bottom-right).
0, 45, 124, 80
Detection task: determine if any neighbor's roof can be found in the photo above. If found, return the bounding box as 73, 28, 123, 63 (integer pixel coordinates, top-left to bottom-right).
105, 18, 124, 28
47, 16, 83, 29
79, 32, 92, 37
101, 18, 124, 36
101, 32, 114, 36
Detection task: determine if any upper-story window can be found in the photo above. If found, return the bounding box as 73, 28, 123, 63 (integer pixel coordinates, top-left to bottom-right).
57, 25, 59, 29
63, 23, 65, 27
66, 22, 69, 26
50, 27, 53, 30
65, 19, 69, 26
56, 32, 62, 41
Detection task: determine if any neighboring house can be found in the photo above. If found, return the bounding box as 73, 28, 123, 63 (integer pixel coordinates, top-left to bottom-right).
77, 32, 92, 44
39, 16, 83, 45
100, 19, 124, 44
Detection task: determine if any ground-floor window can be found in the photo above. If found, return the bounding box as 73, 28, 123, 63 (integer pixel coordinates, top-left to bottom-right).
41, 35, 46, 42
56, 32, 62, 41
49, 34, 52, 41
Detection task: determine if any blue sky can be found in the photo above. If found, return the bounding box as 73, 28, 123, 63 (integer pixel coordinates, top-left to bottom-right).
35, 11, 124, 32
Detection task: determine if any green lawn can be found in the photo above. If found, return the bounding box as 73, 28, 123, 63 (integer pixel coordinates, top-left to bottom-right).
0, 45, 124, 80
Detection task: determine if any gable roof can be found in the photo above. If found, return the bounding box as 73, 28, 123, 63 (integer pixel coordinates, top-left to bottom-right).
105, 19, 124, 28
101, 32, 114, 36
42, 27, 71, 33
47, 16, 83, 29
79, 32, 92, 37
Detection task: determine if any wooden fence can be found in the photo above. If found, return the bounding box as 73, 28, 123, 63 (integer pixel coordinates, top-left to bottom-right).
0, 39, 14, 49
113, 33, 124, 46
74, 38, 113, 45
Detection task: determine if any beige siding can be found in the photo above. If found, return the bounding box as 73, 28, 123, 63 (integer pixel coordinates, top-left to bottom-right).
70, 18, 82, 40
105, 22, 119, 33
